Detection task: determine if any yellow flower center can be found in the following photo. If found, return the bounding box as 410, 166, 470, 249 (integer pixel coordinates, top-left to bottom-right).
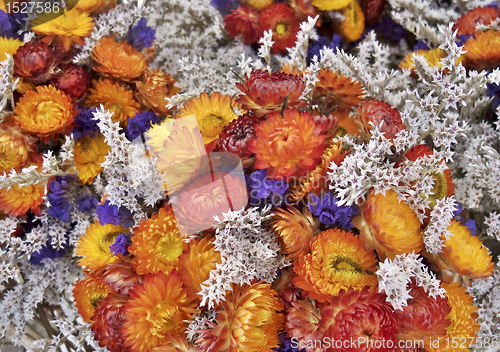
36, 102, 61, 124
330, 254, 364, 274
147, 302, 179, 337
200, 114, 225, 138
156, 235, 184, 263
275, 22, 288, 35
90, 293, 107, 308
99, 231, 120, 253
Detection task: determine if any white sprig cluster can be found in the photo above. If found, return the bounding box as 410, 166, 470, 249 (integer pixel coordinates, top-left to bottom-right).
166, 42, 254, 107
92, 106, 165, 224
0, 257, 83, 348
199, 206, 288, 309
0, 55, 19, 116
327, 130, 447, 221
485, 212, 500, 241
376, 252, 446, 310
145, 0, 256, 103
318, 32, 412, 108
423, 197, 458, 253
185, 310, 217, 343
467, 266, 500, 352
284, 16, 319, 70
73, 2, 147, 65
388, 0, 457, 46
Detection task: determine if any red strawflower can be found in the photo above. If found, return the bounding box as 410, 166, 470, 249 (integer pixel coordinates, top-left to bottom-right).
13, 42, 58, 85
236, 70, 307, 118
360, 0, 388, 26
356, 99, 405, 140
395, 280, 451, 347
224, 4, 263, 45
49, 63, 92, 103
260, 3, 300, 54
289, 0, 322, 26
91, 294, 129, 352
454, 6, 500, 37
213, 113, 259, 167
318, 287, 399, 352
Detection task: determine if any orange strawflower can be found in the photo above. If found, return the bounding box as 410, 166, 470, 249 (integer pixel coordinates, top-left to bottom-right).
32, 9, 94, 51
145, 117, 207, 195
463, 30, 500, 71
248, 108, 326, 180
129, 206, 187, 275
86, 78, 139, 126
76, 221, 126, 272
454, 6, 500, 37
293, 228, 378, 302
313, 69, 365, 113
338, 1, 365, 42
271, 207, 317, 261
176, 92, 239, 144
196, 281, 284, 352
73, 277, 114, 322
0, 36, 24, 61
426, 282, 480, 352
92, 36, 147, 81
13, 85, 77, 141
318, 287, 399, 349
335, 108, 361, 135
434, 220, 494, 282
0, 158, 45, 216
236, 71, 307, 118
178, 235, 222, 302
74, 135, 110, 184
135, 68, 180, 115
121, 271, 198, 352
395, 280, 451, 347
0, 122, 37, 174
354, 189, 424, 260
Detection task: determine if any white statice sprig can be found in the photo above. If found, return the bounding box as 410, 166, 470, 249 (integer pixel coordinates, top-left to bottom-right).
0, 55, 19, 118
91, 106, 165, 224
284, 15, 319, 70
423, 197, 458, 253
253, 30, 274, 72
199, 206, 288, 309
376, 252, 445, 310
